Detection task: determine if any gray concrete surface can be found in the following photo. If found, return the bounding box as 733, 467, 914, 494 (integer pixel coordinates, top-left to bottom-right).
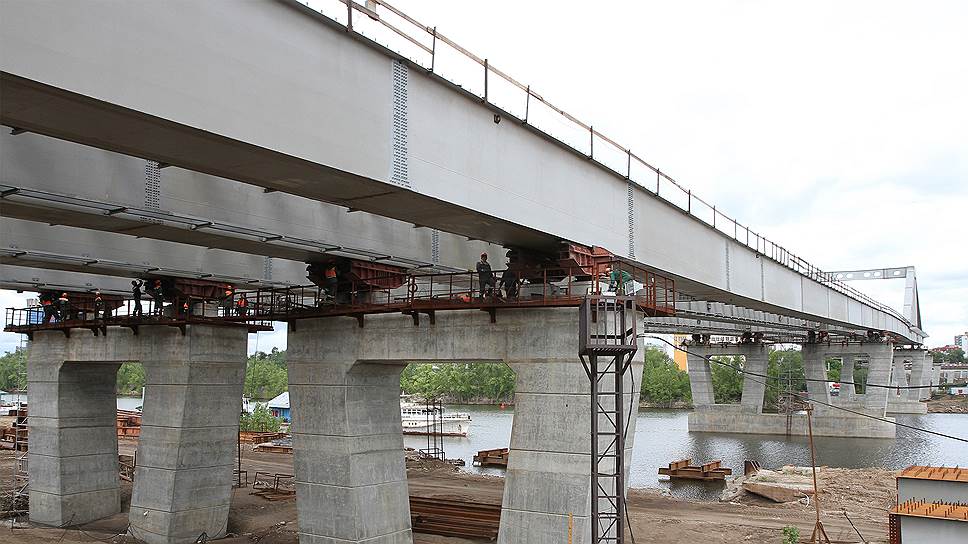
688, 404, 896, 438
898, 516, 968, 544
23, 324, 248, 543
26, 330, 123, 526
287, 307, 642, 544
128, 325, 248, 544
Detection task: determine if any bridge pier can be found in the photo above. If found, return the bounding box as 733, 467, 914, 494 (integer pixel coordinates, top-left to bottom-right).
286, 307, 641, 544
128, 326, 248, 544
687, 342, 896, 438
23, 324, 248, 543
26, 331, 124, 526
886, 348, 929, 414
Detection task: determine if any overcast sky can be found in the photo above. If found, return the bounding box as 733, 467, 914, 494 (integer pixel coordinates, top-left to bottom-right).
1, 1, 965, 353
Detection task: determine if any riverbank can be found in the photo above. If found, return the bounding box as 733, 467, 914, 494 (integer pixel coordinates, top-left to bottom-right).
927, 394, 968, 413
2, 447, 895, 543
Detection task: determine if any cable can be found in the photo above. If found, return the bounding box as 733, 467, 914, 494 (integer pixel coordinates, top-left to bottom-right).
643, 335, 968, 444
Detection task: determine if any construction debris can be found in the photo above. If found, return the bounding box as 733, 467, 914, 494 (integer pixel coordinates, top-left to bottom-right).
658, 459, 732, 481
472, 447, 509, 468
409, 496, 501, 540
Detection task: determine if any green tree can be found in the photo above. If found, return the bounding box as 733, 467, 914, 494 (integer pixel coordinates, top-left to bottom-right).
825, 357, 842, 382
0, 349, 27, 392
116, 362, 145, 395
639, 346, 691, 406
244, 349, 288, 400
710, 355, 744, 404
399, 363, 516, 403
240, 402, 282, 432
764, 349, 806, 411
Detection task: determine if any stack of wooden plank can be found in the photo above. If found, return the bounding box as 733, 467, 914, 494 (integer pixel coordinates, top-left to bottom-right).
409, 496, 501, 540
658, 458, 732, 480
472, 447, 509, 468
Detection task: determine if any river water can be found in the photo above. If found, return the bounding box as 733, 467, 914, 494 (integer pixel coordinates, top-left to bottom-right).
405, 405, 968, 500
4, 393, 964, 501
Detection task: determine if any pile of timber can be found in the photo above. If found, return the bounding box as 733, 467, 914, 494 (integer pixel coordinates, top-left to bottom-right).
239, 431, 287, 444
658, 459, 732, 481
253, 436, 293, 454
0, 406, 28, 451
409, 496, 501, 540
116, 410, 142, 438
473, 447, 509, 468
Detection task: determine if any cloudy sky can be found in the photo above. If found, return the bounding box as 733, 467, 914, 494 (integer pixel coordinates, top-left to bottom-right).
1, 1, 965, 353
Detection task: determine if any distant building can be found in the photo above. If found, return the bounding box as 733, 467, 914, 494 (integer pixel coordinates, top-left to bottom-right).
266, 392, 290, 422
955, 332, 968, 353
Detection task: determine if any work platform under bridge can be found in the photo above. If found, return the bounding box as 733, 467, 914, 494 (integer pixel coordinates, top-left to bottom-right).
5, 258, 676, 336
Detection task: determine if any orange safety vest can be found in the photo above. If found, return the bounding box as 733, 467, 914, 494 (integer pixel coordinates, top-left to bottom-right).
237, 298, 247, 307
325, 267, 337, 279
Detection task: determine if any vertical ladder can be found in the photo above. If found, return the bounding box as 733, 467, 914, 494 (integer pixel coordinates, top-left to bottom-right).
580, 296, 638, 544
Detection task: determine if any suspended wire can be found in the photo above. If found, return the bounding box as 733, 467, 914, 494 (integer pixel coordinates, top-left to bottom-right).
641, 336, 968, 444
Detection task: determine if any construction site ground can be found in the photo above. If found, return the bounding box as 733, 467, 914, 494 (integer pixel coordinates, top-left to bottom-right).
1, 438, 896, 543
927, 393, 968, 413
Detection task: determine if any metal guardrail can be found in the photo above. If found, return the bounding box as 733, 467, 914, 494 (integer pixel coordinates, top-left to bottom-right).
313, 0, 912, 330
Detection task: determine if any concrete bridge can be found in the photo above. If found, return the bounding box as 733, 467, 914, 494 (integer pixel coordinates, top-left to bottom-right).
0, 1, 933, 543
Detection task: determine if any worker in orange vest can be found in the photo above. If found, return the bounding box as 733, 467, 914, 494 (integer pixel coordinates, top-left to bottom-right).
324, 264, 338, 302
57, 292, 70, 320
94, 291, 104, 320
236, 294, 249, 316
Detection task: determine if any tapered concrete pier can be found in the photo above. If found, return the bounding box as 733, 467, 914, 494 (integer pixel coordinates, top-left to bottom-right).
286, 307, 642, 544
24, 324, 248, 544
26, 331, 124, 526
128, 326, 248, 544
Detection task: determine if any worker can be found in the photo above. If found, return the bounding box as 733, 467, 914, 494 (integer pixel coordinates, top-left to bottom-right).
181, 299, 191, 316
500, 267, 519, 299
150, 280, 165, 315
41, 298, 55, 323
323, 264, 338, 301
220, 286, 234, 316
131, 280, 144, 318
608, 266, 633, 295
236, 294, 249, 316
93, 291, 104, 320
57, 292, 70, 320
476, 252, 495, 298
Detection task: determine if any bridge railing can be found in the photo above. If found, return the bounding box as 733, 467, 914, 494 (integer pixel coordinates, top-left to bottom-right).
313, 0, 911, 329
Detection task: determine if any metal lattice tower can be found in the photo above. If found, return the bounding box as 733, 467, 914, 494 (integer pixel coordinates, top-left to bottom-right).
580, 296, 638, 544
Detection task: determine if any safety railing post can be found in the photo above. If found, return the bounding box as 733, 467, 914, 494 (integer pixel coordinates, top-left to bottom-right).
525, 85, 531, 123
483, 59, 488, 103
430, 26, 437, 72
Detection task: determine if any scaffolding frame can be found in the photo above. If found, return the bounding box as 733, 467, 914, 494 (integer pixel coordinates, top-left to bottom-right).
580, 296, 638, 544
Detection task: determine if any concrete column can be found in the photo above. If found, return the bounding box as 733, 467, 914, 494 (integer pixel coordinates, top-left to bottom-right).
686, 351, 715, 406
908, 350, 929, 401
740, 346, 768, 414
802, 345, 830, 410
499, 358, 642, 544
862, 342, 893, 415
840, 356, 855, 400
287, 324, 412, 544
27, 331, 122, 526
128, 325, 248, 544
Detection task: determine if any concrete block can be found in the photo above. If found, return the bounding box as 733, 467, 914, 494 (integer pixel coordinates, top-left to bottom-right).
295, 480, 411, 540
293, 433, 405, 487
29, 488, 121, 527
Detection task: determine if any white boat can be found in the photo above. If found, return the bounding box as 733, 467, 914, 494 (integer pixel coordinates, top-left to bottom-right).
400, 400, 472, 437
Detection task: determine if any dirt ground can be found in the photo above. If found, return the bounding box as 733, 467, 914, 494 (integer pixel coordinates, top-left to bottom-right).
1, 441, 896, 544
927, 394, 968, 413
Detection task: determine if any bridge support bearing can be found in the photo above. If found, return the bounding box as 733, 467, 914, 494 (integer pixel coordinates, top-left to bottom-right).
127, 325, 248, 544
26, 331, 123, 526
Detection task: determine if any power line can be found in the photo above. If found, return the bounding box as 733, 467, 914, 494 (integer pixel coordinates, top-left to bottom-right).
642, 336, 968, 444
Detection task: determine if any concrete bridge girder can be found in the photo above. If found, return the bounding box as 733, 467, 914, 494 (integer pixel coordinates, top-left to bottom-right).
0, 130, 500, 274
0, 0, 922, 343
